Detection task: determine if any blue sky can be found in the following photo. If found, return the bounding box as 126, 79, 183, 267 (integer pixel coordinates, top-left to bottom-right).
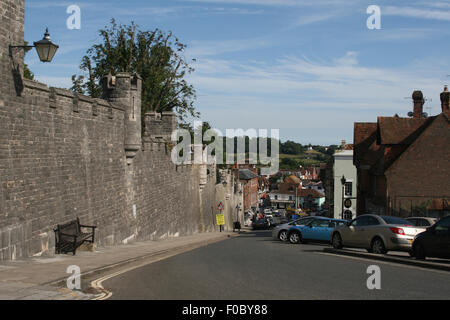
25, 0, 450, 145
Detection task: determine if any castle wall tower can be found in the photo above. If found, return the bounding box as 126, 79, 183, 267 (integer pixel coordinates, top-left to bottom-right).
103, 72, 142, 164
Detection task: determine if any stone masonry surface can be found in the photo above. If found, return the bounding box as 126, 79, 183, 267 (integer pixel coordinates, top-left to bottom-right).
0, 0, 227, 261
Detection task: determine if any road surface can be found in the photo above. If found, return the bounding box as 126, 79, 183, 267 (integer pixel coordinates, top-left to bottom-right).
102, 230, 450, 299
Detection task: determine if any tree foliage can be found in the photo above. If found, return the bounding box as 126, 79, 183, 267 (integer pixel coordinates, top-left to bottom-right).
280, 140, 305, 155
23, 41, 34, 80
71, 19, 198, 126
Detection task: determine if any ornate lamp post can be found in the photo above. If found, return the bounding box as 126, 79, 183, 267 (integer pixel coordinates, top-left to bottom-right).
340, 175, 346, 220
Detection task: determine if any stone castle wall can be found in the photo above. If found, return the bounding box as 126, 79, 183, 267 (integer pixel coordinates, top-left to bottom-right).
0, 0, 221, 260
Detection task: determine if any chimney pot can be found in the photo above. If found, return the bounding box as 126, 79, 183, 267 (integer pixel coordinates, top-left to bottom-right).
412, 90, 424, 118
441, 86, 450, 115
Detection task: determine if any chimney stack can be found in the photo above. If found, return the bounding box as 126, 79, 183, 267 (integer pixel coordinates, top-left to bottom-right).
412, 90, 424, 118
441, 86, 449, 115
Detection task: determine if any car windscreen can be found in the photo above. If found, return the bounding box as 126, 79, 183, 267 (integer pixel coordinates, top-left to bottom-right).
381, 216, 412, 225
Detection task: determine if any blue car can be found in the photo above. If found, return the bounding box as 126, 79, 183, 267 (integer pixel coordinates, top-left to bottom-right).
287, 217, 348, 244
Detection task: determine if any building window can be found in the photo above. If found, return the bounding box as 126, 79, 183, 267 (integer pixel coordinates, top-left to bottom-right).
344, 182, 352, 196
274, 195, 278, 200
289, 196, 293, 201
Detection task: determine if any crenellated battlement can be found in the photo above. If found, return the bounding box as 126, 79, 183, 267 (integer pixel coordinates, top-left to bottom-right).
143, 111, 177, 140
22, 78, 122, 117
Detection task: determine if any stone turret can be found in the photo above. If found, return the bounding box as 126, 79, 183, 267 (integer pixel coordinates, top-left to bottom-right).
103, 72, 142, 164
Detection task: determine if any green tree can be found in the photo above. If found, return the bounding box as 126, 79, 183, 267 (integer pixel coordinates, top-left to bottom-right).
280, 157, 299, 170
280, 140, 305, 155
71, 19, 198, 126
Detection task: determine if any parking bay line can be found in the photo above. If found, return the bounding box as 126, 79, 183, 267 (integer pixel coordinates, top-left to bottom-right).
316, 251, 450, 275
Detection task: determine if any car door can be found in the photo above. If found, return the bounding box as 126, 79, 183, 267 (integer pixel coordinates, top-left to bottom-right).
430, 217, 450, 258
346, 216, 369, 247
363, 216, 382, 248
305, 219, 330, 241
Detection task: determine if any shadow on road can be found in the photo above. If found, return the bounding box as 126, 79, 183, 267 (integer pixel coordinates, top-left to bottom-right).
237, 230, 273, 238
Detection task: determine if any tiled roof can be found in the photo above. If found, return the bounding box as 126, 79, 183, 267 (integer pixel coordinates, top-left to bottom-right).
239, 169, 258, 180
344, 144, 354, 150
298, 189, 325, 198
377, 117, 432, 145
354, 122, 377, 145
354, 122, 383, 167
284, 175, 301, 184
355, 113, 445, 173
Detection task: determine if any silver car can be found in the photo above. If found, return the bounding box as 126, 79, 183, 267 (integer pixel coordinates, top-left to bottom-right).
272, 217, 315, 242
331, 214, 426, 254
405, 217, 437, 227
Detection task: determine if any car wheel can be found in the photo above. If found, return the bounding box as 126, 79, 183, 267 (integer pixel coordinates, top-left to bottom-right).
289, 231, 302, 244
371, 238, 387, 254
332, 233, 343, 249
413, 243, 426, 260
278, 230, 288, 242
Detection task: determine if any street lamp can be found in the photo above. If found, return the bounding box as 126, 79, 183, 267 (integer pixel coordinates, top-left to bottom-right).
9, 28, 59, 63
340, 175, 346, 220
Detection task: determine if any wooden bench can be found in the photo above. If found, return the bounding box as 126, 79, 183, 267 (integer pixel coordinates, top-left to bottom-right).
54, 217, 97, 255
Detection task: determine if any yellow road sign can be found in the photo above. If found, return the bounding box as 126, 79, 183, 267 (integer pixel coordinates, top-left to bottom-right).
216, 213, 225, 226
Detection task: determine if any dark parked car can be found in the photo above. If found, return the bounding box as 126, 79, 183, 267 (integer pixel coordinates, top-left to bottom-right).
252, 219, 270, 230
412, 216, 450, 260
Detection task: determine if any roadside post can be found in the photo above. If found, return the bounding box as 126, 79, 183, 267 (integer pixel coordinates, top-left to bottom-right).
217, 201, 225, 232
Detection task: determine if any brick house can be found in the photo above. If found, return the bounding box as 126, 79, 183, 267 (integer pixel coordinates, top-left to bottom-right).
353, 89, 450, 218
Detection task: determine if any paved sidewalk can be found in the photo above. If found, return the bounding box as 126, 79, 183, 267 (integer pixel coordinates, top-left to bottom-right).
0, 231, 239, 300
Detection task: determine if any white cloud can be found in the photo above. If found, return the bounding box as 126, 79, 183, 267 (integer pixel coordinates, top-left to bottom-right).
187, 37, 275, 57
291, 12, 339, 27
334, 51, 359, 66
361, 28, 443, 42
427, 1, 450, 9
384, 6, 450, 21
187, 52, 446, 143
